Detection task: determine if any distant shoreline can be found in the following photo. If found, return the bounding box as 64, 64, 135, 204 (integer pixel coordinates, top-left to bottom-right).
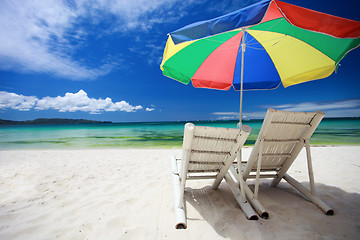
1, 117, 359, 126
0, 118, 112, 125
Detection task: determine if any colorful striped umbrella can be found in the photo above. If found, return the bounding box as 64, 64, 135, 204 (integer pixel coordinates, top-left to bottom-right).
160, 0, 360, 124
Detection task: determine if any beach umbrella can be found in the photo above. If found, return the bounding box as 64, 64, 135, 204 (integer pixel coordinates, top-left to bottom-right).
160, 0, 360, 125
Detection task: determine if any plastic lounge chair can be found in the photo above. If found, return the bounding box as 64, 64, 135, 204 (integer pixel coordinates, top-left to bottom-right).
231, 108, 334, 219
170, 123, 254, 229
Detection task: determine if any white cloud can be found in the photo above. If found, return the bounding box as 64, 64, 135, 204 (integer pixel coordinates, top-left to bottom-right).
146, 107, 155, 112
0, 0, 113, 80
0, 0, 200, 79
212, 112, 238, 116
1, 0, 258, 79
0, 92, 37, 111
211, 112, 238, 120
271, 99, 360, 115
87, 0, 177, 31
212, 99, 360, 119
0, 90, 147, 114
240, 111, 267, 120
212, 112, 239, 120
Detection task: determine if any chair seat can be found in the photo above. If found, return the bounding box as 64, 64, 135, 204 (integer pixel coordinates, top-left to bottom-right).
238, 108, 333, 217
170, 123, 254, 228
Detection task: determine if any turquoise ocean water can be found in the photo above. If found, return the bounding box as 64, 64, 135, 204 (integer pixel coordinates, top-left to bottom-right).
0, 118, 359, 150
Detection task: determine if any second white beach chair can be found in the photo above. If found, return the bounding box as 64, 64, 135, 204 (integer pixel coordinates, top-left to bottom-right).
170, 123, 255, 229
232, 108, 334, 218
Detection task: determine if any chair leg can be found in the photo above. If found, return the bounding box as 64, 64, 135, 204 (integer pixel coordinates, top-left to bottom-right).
283, 173, 334, 215
305, 139, 316, 195
170, 156, 187, 229
230, 166, 269, 219
254, 139, 263, 199
225, 172, 258, 220
237, 150, 246, 202
178, 149, 191, 208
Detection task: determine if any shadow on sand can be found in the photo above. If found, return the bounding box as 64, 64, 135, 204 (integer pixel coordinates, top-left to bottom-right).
185, 181, 360, 240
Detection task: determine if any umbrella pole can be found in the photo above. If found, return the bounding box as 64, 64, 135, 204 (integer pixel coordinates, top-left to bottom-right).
237, 28, 246, 203
239, 28, 246, 127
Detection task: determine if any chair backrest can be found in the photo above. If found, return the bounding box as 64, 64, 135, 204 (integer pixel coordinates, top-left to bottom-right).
181, 123, 251, 180
242, 108, 325, 179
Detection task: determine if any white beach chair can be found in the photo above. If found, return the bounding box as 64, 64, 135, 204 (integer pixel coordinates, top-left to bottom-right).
231, 108, 334, 218
170, 123, 255, 229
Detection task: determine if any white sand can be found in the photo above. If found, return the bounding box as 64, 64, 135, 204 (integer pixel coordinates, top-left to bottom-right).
0, 146, 360, 240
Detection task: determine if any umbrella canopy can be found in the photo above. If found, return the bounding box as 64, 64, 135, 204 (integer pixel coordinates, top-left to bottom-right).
160, 0, 360, 91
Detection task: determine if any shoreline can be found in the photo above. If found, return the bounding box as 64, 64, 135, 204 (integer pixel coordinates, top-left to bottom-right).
1, 146, 360, 239
1, 143, 360, 151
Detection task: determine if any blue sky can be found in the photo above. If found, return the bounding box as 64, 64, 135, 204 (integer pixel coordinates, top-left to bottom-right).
0, 0, 359, 122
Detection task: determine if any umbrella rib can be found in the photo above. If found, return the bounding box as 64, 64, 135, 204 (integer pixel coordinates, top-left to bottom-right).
247, 34, 287, 47
199, 32, 242, 47
246, 46, 266, 50
263, 18, 286, 32
245, 18, 286, 46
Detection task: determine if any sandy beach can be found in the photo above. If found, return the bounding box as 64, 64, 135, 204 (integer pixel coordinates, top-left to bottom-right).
1, 146, 360, 239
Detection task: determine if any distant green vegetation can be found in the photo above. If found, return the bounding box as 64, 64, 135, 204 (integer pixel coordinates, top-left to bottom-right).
0, 118, 112, 125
